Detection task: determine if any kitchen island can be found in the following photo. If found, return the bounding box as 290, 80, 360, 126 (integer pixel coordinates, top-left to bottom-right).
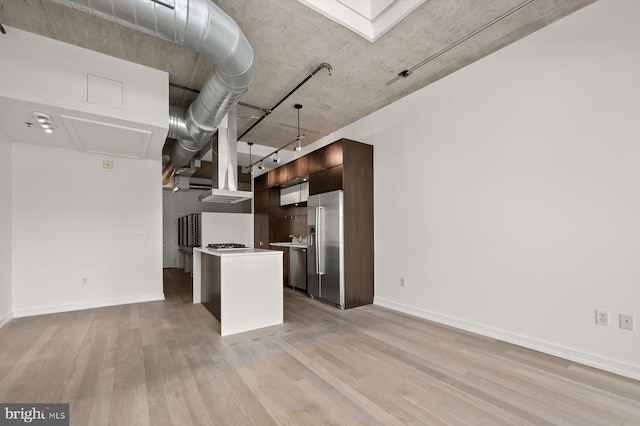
193, 247, 283, 336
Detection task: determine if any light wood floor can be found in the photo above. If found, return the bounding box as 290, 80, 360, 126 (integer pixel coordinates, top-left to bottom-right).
1, 270, 639, 425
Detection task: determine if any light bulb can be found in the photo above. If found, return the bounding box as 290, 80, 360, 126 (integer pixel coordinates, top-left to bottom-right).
33, 112, 52, 123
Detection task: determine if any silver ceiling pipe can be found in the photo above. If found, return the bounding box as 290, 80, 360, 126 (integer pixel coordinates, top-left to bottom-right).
53, 0, 254, 184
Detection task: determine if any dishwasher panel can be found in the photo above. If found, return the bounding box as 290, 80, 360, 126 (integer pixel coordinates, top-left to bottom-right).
290, 247, 307, 291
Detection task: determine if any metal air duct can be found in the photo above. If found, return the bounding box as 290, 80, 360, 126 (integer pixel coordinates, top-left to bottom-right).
54, 0, 254, 203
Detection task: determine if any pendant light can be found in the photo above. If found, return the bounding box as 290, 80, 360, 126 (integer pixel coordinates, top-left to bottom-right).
294, 104, 303, 151
246, 141, 254, 174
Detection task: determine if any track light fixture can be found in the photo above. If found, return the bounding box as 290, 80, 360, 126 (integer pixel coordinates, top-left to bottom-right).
247, 103, 307, 169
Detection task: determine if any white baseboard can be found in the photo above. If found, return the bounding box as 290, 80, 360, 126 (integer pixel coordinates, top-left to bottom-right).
0, 311, 13, 328
12, 293, 165, 318
374, 297, 640, 381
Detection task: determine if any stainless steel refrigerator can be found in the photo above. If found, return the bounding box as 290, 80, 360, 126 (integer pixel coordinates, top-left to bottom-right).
307, 190, 345, 309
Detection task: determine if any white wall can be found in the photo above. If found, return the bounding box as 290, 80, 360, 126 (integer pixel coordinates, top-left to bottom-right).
0, 133, 12, 326
0, 27, 168, 156
162, 189, 251, 268
11, 143, 164, 317
312, 0, 640, 379
201, 213, 253, 248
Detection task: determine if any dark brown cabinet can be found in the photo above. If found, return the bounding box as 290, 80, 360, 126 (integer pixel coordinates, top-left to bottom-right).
252, 138, 373, 308
341, 140, 374, 308
201, 254, 221, 320
254, 173, 268, 192
286, 156, 308, 181
253, 189, 269, 248
267, 166, 289, 188
309, 164, 343, 195
308, 140, 344, 173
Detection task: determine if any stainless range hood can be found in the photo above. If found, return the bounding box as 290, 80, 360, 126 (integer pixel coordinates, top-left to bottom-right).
198, 111, 253, 204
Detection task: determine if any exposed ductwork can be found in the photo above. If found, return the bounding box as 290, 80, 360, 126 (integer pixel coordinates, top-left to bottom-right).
53, 0, 254, 202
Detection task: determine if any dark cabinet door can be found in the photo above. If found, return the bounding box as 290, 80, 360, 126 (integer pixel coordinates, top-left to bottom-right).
268, 166, 288, 187
287, 156, 309, 181
308, 140, 343, 174
309, 164, 343, 195
254, 173, 268, 192
201, 254, 221, 321
253, 190, 270, 248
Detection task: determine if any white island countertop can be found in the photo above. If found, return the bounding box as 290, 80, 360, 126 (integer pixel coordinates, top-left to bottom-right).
197, 247, 281, 257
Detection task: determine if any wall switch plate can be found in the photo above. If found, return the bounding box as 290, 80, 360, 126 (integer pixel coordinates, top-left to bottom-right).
102, 160, 113, 169
595, 310, 609, 326
620, 314, 633, 331
400, 277, 406, 287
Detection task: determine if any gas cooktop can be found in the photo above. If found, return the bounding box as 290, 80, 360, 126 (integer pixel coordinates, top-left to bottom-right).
206, 243, 249, 251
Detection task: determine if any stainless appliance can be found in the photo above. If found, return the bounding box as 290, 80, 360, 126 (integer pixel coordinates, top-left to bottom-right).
307, 190, 345, 309
290, 247, 307, 291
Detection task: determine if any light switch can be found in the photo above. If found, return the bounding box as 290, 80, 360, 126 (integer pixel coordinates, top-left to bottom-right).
103, 160, 113, 169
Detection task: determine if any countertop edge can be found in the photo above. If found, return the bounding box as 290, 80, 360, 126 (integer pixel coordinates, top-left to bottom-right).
269, 243, 308, 248
194, 247, 283, 257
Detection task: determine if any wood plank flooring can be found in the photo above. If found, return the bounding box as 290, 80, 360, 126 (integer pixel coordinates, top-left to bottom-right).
1, 268, 639, 425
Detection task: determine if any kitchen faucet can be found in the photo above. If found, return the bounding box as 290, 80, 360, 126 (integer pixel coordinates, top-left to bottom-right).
289, 234, 303, 244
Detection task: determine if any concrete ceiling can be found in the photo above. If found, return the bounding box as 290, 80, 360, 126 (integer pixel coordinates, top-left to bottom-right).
0, 0, 596, 153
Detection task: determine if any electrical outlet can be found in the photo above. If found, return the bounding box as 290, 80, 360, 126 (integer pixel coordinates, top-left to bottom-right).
103, 160, 113, 169
400, 277, 406, 287
136, 227, 149, 236
595, 310, 609, 326
81, 278, 88, 285
620, 314, 633, 331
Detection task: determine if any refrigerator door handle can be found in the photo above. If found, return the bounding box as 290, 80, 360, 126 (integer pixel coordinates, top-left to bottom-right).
315, 206, 320, 274
317, 206, 325, 275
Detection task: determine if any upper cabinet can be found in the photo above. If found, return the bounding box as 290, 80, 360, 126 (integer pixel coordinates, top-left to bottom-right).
308, 140, 343, 173
287, 156, 309, 180
309, 164, 342, 196
280, 182, 309, 206
268, 165, 289, 188
254, 173, 268, 192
